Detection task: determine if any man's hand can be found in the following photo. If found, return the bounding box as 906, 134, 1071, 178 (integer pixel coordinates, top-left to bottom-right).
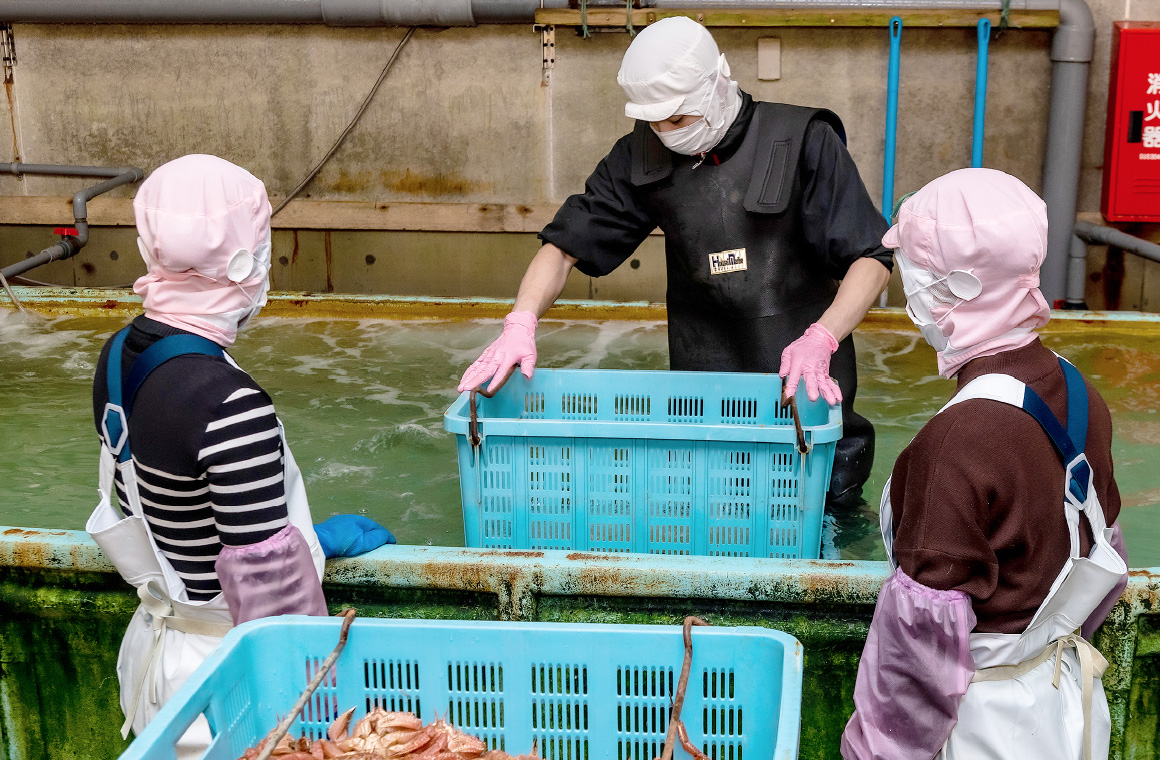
779, 322, 842, 405
457, 311, 538, 394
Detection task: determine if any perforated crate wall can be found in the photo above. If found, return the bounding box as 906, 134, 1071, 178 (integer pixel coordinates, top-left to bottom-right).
121, 618, 802, 760
448, 369, 841, 559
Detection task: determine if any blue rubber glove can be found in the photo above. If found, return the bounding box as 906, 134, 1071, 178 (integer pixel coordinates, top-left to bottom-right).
314, 515, 397, 559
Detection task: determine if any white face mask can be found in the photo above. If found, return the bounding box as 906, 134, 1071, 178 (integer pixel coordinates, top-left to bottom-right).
895, 253, 982, 352
653, 117, 717, 156
649, 63, 742, 156
228, 233, 272, 331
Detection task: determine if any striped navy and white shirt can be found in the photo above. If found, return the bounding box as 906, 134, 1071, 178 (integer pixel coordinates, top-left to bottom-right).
93, 316, 290, 601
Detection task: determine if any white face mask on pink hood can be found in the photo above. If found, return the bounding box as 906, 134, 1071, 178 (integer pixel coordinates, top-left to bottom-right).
895, 252, 982, 352
883, 168, 1052, 378
132, 154, 274, 348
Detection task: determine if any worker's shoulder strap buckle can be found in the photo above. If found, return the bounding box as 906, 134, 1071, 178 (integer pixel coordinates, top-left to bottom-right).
101, 402, 129, 458
1064, 452, 1092, 505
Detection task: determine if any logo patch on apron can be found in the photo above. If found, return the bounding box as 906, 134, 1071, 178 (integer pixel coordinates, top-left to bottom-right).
708, 248, 747, 275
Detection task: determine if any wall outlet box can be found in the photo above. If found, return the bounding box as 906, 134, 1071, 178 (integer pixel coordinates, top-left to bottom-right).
758, 38, 781, 81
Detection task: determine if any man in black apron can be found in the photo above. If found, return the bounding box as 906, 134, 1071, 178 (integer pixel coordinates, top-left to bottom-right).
458, 17, 891, 504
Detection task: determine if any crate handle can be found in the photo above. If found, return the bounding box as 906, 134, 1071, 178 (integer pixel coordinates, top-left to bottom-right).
468, 365, 516, 447
468, 389, 488, 447
660, 616, 713, 760
254, 609, 358, 760
780, 393, 812, 455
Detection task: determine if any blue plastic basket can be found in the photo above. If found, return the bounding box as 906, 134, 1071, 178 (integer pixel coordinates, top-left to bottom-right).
444, 369, 842, 558
120, 617, 803, 760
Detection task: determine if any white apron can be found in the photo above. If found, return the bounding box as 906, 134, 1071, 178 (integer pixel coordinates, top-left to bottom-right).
880, 370, 1127, 760
89, 347, 324, 756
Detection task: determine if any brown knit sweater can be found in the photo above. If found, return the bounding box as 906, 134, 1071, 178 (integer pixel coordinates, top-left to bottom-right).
889, 338, 1121, 634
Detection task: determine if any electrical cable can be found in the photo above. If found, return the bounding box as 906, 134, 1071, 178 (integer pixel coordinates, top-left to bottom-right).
10, 273, 135, 288
10, 274, 62, 287
271, 27, 416, 218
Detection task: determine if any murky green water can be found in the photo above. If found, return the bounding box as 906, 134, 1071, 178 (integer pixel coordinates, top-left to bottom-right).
1, 310, 1157, 566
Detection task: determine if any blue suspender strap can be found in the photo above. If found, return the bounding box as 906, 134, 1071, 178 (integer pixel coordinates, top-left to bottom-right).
1020, 361, 1091, 503
100, 330, 225, 464
1059, 357, 1089, 456
123, 334, 224, 413
101, 327, 132, 461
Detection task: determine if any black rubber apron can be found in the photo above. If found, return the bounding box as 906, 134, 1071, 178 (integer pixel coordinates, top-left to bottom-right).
630, 102, 874, 502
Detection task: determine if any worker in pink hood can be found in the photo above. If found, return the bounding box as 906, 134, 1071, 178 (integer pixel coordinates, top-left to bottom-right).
842, 168, 1128, 760
132, 154, 275, 346
88, 155, 391, 755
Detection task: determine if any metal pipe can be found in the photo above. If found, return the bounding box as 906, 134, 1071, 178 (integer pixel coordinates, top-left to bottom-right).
0, 165, 144, 281
657, 0, 1035, 6
0, 0, 569, 24
1066, 233, 1087, 306
1074, 220, 1160, 265
68, 168, 146, 246
1038, 0, 1093, 305
971, 18, 990, 167
0, 162, 139, 178
1, 242, 76, 280
0, 0, 1045, 23
323, 0, 472, 26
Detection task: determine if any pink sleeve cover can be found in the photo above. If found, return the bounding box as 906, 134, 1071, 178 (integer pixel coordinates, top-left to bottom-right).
841, 568, 977, 760
215, 523, 328, 625
1082, 521, 1129, 640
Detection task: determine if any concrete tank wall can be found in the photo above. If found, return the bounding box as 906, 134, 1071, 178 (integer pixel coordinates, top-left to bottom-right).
0, 11, 1157, 307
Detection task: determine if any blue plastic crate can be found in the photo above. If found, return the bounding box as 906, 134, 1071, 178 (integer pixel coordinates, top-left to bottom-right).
120, 617, 804, 760
444, 369, 842, 558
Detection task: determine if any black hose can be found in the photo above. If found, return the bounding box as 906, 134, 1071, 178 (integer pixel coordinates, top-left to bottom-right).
272, 27, 416, 217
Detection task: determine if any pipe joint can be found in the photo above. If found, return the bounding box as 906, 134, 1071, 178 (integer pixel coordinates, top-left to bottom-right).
321, 0, 475, 26
57, 235, 82, 260
1074, 220, 1160, 265
1053, 0, 1094, 63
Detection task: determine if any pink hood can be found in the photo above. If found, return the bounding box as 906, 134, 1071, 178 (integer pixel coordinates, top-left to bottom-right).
883, 168, 1052, 377
133, 154, 272, 347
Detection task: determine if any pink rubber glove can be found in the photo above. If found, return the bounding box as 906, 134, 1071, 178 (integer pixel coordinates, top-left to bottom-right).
457, 311, 538, 393
779, 322, 842, 405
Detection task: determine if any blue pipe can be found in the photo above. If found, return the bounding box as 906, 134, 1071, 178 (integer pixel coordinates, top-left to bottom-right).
882, 16, 902, 222
972, 18, 991, 167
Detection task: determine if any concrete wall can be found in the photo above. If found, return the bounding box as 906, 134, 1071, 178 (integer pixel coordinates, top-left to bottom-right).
0, 9, 1158, 306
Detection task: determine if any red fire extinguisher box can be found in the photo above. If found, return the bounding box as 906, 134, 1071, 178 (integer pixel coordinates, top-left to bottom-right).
1101, 21, 1160, 223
